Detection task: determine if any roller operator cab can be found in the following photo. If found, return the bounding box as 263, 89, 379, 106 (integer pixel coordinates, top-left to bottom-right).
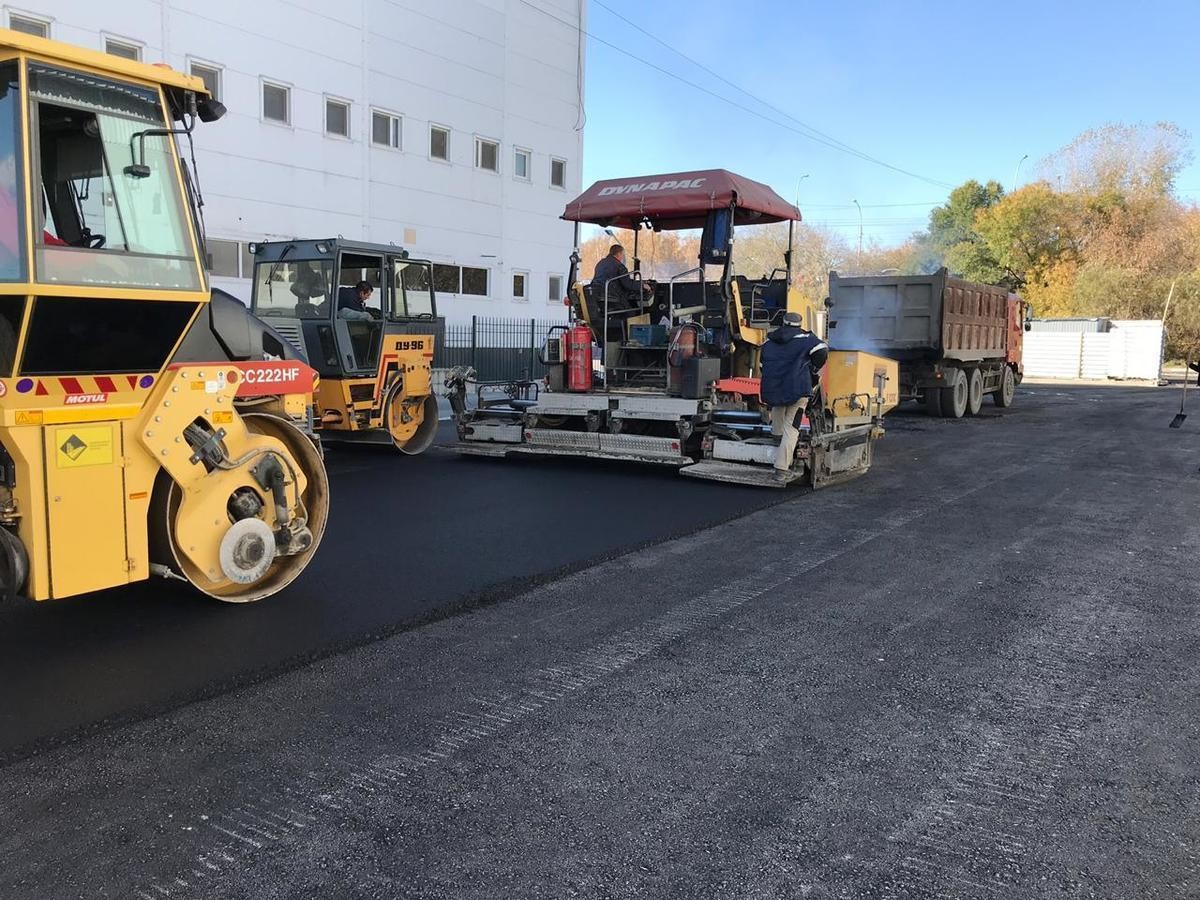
247, 238, 441, 454
0, 29, 329, 603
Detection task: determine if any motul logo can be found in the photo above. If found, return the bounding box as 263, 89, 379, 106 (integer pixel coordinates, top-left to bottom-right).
64, 394, 108, 405
598, 177, 706, 196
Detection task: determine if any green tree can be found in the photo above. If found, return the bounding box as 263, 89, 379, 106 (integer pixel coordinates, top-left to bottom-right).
923, 179, 1007, 282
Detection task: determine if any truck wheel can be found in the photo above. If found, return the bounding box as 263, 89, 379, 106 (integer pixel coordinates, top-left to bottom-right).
941, 369, 967, 419
923, 387, 943, 417
993, 366, 1016, 407
966, 368, 983, 416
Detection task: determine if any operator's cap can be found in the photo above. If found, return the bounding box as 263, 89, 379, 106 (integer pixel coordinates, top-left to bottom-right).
782, 311, 803, 326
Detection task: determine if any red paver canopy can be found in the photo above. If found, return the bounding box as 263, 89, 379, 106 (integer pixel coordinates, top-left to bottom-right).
562, 169, 802, 230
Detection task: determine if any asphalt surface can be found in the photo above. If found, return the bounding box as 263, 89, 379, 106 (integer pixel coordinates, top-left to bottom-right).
3, 383, 1199, 899
0, 422, 784, 760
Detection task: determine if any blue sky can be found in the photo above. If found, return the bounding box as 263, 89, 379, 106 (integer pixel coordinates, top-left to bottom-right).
578, 0, 1200, 246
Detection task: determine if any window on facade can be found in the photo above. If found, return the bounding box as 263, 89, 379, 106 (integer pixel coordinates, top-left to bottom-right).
191, 63, 221, 102
550, 157, 566, 189
188, 62, 222, 102
461, 266, 488, 296
262, 81, 290, 124
430, 125, 449, 161
548, 274, 564, 304
105, 39, 141, 61
206, 239, 240, 277
432, 264, 460, 294
9, 14, 48, 37
512, 272, 527, 300
372, 110, 401, 148
475, 138, 498, 172
514, 148, 530, 180
326, 99, 350, 137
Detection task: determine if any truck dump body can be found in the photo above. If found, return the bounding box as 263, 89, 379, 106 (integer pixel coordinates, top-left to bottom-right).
828, 271, 1010, 363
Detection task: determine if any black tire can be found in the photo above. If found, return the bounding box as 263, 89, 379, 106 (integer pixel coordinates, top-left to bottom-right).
923, 386, 943, 417
966, 368, 983, 416
993, 365, 1016, 407
941, 368, 967, 419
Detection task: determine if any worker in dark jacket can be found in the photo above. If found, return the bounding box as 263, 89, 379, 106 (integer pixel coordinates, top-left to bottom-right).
760, 311, 828, 479
338, 280, 375, 320
591, 244, 650, 311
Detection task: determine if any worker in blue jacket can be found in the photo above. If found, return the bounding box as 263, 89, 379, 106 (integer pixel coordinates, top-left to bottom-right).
760, 311, 829, 479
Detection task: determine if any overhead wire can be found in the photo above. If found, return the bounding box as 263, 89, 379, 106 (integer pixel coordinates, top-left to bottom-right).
520, 0, 953, 190
592, 0, 952, 189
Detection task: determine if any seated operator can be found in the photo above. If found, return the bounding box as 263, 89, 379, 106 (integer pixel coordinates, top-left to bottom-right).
591, 244, 652, 312
337, 280, 376, 320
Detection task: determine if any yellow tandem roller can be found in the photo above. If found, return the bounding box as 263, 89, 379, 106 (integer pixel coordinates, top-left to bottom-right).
0, 30, 327, 603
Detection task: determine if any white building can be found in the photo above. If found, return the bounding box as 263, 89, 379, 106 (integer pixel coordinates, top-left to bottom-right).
14, 0, 585, 322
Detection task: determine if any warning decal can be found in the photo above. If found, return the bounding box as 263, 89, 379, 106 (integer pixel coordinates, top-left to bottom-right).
56, 425, 115, 469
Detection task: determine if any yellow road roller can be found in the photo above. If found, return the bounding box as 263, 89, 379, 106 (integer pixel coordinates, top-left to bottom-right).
0, 29, 328, 602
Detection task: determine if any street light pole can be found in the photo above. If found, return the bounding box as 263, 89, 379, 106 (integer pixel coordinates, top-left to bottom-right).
1012, 153, 1028, 190
852, 199, 863, 265
795, 173, 810, 209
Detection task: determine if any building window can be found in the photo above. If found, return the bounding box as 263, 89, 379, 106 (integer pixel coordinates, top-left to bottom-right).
432, 264, 460, 294
325, 98, 350, 138
372, 109, 401, 148
548, 274, 564, 304
512, 271, 528, 301
550, 157, 566, 189
206, 239, 240, 278
461, 267, 489, 296
9, 13, 48, 37
190, 62, 221, 102
514, 148, 531, 181
262, 81, 290, 124
430, 124, 449, 161
475, 137, 499, 173
105, 38, 141, 61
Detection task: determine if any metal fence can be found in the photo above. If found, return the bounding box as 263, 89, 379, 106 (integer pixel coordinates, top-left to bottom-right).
436, 316, 567, 382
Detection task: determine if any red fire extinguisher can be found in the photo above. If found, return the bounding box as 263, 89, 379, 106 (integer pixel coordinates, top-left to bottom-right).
566, 322, 593, 392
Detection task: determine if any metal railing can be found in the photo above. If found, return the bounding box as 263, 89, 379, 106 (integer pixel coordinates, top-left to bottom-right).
435, 315, 568, 383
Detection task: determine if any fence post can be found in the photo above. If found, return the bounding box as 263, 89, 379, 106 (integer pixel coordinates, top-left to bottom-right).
471, 315, 477, 370
530, 318, 536, 377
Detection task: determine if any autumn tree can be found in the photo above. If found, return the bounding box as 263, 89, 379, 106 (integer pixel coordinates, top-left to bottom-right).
1038, 122, 1190, 198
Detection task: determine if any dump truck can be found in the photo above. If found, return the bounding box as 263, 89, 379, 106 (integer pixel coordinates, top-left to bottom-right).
0, 29, 328, 603
447, 169, 898, 489
827, 269, 1030, 417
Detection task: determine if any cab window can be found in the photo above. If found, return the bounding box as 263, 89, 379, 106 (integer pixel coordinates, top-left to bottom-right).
0, 62, 24, 282
336, 253, 383, 319
391, 259, 435, 319
30, 63, 200, 290
253, 258, 332, 319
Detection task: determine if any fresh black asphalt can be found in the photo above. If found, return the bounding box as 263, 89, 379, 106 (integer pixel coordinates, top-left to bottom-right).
0, 423, 782, 760
1, 384, 1198, 899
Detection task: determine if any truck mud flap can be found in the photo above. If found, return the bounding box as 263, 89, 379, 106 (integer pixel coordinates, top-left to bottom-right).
679, 460, 801, 488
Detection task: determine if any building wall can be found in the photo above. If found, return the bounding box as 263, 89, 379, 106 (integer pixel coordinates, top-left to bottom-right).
15, 0, 584, 322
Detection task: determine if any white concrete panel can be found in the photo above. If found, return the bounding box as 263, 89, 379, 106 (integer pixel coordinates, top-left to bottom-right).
1081, 333, 1110, 380
1024, 333, 1082, 379
30, 0, 582, 325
